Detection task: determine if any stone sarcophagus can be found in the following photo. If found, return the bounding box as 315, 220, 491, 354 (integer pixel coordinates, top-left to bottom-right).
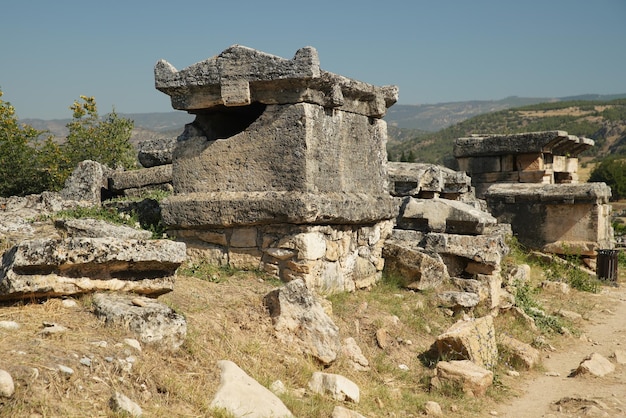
155, 45, 398, 293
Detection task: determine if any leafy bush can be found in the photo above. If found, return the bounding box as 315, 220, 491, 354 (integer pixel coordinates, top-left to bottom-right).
0, 89, 135, 197
588, 158, 626, 200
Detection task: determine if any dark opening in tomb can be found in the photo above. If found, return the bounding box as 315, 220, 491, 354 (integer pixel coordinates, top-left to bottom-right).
190, 102, 266, 141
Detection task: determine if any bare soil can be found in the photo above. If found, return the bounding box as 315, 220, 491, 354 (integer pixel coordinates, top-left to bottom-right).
496, 282, 626, 417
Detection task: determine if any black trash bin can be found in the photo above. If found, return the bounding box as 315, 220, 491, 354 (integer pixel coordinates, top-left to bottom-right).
597, 249, 619, 283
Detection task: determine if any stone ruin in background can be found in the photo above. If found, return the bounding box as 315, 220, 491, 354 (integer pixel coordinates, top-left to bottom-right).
454, 131, 614, 259
154, 45, 398, 293
383, 162, 510, 310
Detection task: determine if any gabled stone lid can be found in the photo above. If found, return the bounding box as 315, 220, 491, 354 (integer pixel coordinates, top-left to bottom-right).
453, 131, 594, 158
155, 45, 398, 117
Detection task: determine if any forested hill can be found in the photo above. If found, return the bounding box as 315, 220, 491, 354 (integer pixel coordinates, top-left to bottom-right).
386, 98, 626, 167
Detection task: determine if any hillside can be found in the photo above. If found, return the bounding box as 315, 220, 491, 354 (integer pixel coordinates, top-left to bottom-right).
386, 98, 626, 166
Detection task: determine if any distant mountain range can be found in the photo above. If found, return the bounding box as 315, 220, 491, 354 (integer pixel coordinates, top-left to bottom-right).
20, 94, 626, 150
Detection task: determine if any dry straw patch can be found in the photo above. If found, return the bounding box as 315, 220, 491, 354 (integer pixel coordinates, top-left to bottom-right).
0, 257, 613, 417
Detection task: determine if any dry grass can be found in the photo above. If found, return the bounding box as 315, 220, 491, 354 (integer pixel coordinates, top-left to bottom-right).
0, 257, 618, 417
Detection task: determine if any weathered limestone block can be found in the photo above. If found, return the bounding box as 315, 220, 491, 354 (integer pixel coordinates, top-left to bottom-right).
60, 160, 111, 204
155, 45, 397, 117
423, 230, 509, 268
387, 162, 472, 197
382, 240, 449, 290
498, 334, 540, 370
92, 293, 187, 350
54, 218, 152, 240
308, 372, 360, 403
438, 291, 480, 309
432, 360, 493, 397
263, 279, 341, 365
137, 136, 176, 168
397, 197, 497, 234
161, 103, 396, 227
484, 183, 613, 251
435, 315, 498, 369
454, 131, 594, 159
0, 238, 186, 300
210, 360, 294, 418
108, 165, 172, 192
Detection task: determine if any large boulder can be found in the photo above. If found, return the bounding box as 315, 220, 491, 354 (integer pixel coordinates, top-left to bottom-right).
435, 315, 498, 369
263, 279, 341, 365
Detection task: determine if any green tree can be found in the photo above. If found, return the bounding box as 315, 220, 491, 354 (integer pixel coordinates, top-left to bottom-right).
63, 95, 136, 177
589, 158, 626, 200
0, 88, 48, 196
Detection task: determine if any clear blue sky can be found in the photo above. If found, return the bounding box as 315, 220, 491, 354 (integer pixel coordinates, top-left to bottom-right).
2, 0, 625, 120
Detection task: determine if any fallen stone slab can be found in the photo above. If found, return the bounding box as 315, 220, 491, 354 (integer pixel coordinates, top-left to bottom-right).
54, 218, 152, 240
423, 231, 509, 268
438, 291, 480, 309
0, 237, 186, 300
574, 352, 615, 377
108, 165, 172, 193
435, 315, 498, 369
432, 360, 493, 397
137, 136, 177, 168
382, 240, 448, 290
398, 197, 497, 234
263, 279, 341, 365
92, 293, 187, 350
210, 360, 294, 418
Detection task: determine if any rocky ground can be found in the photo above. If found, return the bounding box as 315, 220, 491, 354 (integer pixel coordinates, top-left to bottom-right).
1, 250, 625, 417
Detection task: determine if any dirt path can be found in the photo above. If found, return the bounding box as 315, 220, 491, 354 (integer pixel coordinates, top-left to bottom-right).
497, 285, 626, 417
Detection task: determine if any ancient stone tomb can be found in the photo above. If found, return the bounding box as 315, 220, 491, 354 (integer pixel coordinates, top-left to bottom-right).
453, 131, 613, 255
155, 45, 398, 293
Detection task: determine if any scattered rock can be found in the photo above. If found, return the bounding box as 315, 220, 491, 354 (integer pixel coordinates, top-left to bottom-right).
432, 360, 493, 397
210, 360, 294, 418
57, 364, 74, 376
61, 299, 78, 308
308, 372, 360, 403
109, 391, 143, 417
92, 293, 187, 350
0, 320, 20, 330
124, 338, 142, 352
263, 279, 341, 365
498, 334, 540, 370
424, 400, 443, 416
574, 353, 615, 377
342, 337, 370, 371
438, 291, 480, 309
0, 369, 15, 398
269, 380, 286, 396
39, 323, 68, 336
376, 328, 390, 349
541, 281, 570, 294
435, 315, 498, 369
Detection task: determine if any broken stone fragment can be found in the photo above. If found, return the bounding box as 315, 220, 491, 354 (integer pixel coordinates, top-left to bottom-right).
210, 360, 294, 418
92, 292, 187, 350
263, 279, 341, 365
54, 218, 152, 240
432, 360, 493, 397
382, 240, 448, 290
574, 352, 615, 377
435, 315, 498, 369
497, 334, 540, 370
308, 372, 360, 403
